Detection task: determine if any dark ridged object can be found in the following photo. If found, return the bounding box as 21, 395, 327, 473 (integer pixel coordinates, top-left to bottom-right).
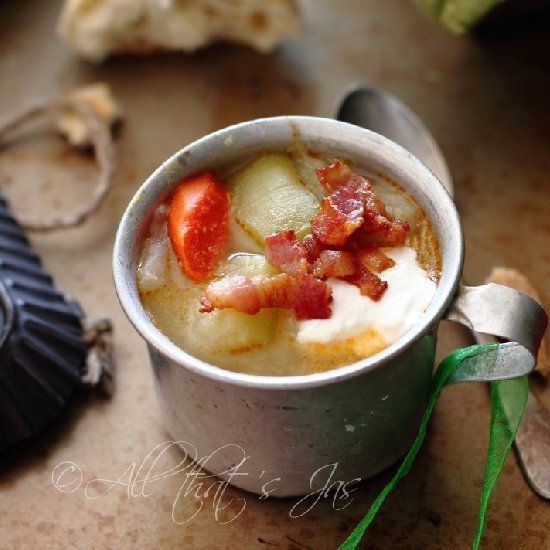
0, 194, 87, 450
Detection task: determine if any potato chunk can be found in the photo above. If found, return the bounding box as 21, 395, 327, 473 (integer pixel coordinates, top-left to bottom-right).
229, 153, 319, 245
189, 254, 278, 353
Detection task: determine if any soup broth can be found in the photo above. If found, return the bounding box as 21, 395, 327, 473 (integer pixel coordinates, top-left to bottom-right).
137, 149, 441, 376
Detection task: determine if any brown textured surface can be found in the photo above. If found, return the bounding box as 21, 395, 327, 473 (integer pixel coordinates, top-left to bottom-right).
1, 1, 549, 548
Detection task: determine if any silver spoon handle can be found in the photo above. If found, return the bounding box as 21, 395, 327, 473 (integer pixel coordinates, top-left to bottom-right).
514, 391, 550, 499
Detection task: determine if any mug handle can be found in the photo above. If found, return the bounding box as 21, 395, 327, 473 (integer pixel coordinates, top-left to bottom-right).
443, 283, 548, 384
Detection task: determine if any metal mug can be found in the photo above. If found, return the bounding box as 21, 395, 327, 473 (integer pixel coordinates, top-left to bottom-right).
113, 116, 547, 497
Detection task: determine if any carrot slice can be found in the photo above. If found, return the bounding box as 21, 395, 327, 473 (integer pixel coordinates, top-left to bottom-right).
167, 171, 229, 282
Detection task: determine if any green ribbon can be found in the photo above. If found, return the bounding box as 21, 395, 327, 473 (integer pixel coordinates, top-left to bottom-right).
339, 343, 528, 550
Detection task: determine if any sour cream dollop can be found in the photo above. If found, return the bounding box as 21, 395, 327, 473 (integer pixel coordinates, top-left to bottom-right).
297, 247, 436, 346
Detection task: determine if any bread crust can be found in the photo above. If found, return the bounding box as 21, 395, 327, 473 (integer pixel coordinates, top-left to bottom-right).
58, 0, 301, 62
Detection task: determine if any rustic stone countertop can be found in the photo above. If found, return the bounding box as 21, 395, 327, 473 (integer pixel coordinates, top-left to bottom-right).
0, 1, 549, 548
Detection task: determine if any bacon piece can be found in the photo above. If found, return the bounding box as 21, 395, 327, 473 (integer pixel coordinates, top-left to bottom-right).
265, 230, 308, 275
302, 233, 323, 263
311, 158, 410, 250
288, 274, 333, 320
363, 199, 392, 233
313, 250, 356, 279
315, 159, 365, 192
360, 181, 410, 244
344, 266, 388, 301
355, 247, 395, 273
200, 273, 332, 320
310, 180, 369, 246
362, 191, 409, 238
200, 276, 260, 314
315, 159, 410, 247
352, 220, 409, 247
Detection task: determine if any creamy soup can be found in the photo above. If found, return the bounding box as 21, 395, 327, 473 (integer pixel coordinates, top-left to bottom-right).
137, 150, 441, 376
